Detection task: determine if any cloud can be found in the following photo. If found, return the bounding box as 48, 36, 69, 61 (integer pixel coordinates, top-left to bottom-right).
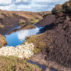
0, 0, 67, 12
0, 0, 12, 6
14, 0, 31, 5
17, 27, 39, 40
0, 0, 12, 4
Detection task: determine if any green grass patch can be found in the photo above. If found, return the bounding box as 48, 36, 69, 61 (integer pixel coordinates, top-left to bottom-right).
28, 18, 39, 24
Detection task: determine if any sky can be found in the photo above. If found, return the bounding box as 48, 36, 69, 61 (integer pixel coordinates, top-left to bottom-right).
0, 0, 67, 12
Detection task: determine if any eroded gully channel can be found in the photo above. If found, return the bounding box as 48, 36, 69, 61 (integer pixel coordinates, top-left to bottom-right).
4, 25, 57, 71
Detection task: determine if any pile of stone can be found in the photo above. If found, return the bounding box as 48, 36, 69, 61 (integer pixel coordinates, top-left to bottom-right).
0, 42, 34, 59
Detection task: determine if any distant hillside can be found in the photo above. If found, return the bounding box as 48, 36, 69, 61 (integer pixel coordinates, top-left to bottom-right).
0, 10, 50, 34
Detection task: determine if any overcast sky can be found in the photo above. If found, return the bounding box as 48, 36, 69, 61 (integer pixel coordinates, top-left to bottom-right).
0, 0, 67, 12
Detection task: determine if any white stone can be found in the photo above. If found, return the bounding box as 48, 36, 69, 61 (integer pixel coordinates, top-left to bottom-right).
0, 42, 34, 59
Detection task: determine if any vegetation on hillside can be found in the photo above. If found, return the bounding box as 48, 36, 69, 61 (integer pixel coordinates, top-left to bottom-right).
52, 0, 71, 14
0, 0, 71, 71
24, 0, 71, 70
52, 4, 63, 14
0, 34, 6, 48
0, 56, 42, 71
25, 32, 51, 54
0, 10, 49, 34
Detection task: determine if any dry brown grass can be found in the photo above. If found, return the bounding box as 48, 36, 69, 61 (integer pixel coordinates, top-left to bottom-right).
0, 35, 6, 47
24, 32, 51, 54
0, 56, 42, 71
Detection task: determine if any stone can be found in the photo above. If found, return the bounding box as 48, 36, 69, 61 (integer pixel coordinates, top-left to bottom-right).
0, 42, 34, 59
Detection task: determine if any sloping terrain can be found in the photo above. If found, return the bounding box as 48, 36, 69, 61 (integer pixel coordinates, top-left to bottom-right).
0, 10, 50, 47
0, 10, 50, 34
0, 0, 71, 71
26, 0, 71, 70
